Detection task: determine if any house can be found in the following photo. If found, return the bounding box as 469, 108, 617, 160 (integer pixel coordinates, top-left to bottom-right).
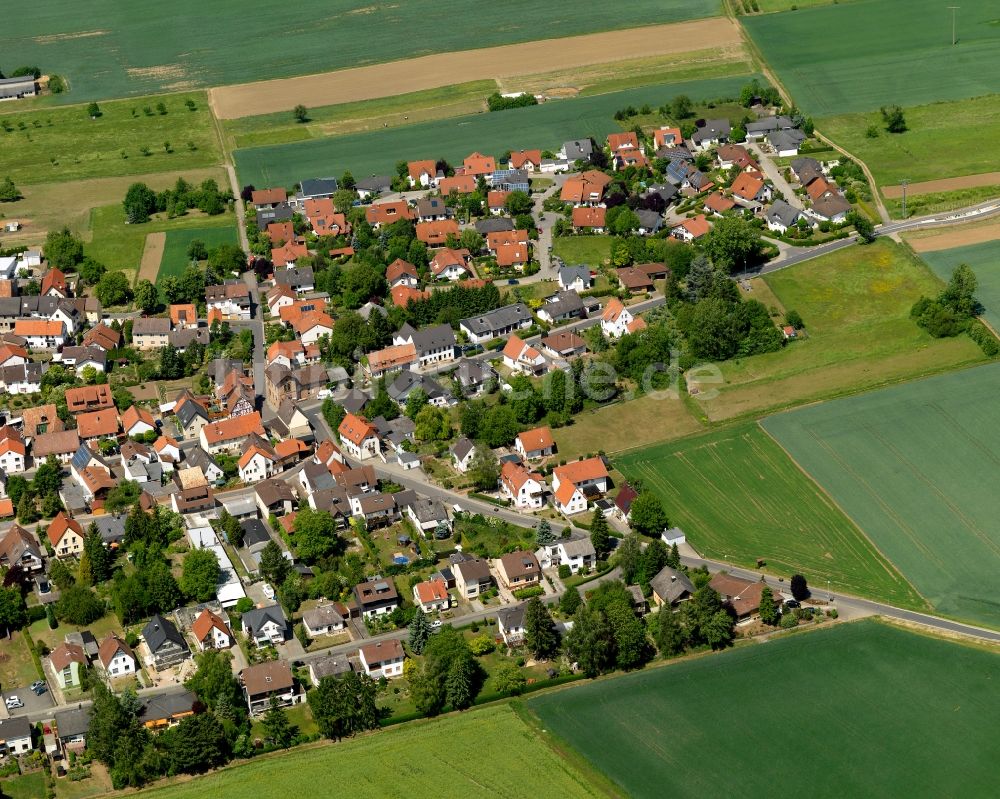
745, 114, 795, 140
560, 170, 611, 205
500, 461, 546, 509
121, 405, 157, 438
242, 604, 288, 647
142, 614, 190, 669
653, 126, 684, 149
170, 467, 215, 514
407, 159, 441, 188
237, 435, 279, 484
600, 298, 638, 339
273, 265, 316, 293
671, 214, 711, 242
608, 131, 640, 152
0, 362, 44, 394
496, 241, 530, 271
41, 267, 70, 298
455, 359, 496, 395
56, 345, 107, 375
766, 128, 807, 157
502, 334, 546, 376
302, 604, 346, 637
650, 566, 695, 607
451, 437, 476, 473
20, 403, 62, 440
365, 342, 417, 380
515, 426, 555, 460
614, 149, 650, 171
292, 310, 335, 346
386, 258, 419, 288
338, 413, 380, 460
541, 330, 587, 359
138, 690, 197, 731
365, 199, 414, 227
241, 660, 301, 715
691, 119, 731, 150
304, 196, 349, 236
251, 187, 288, 209
617, 267, 655, 294
416, 220, 460, 247
255, 478, 296, 517
98, 634, 136, 677
0, 431, 25, 474
65, 384, 113, 415
635, 209, 663, 235
791, 156, 824, 187
709, 572, 780, 624
153, 435, 181, 471
199, 411, 266, 455
809, 193, 852, 224
132, 317, 171, 350
438, 174, 477, 197
413, 578, 450, 613
704, 191, 737, 217
536, 290, 584, 324
463, 151, 496, 178
558, 265, 593, 293
33, 429, 80, 464
428, 247, 469, 280
358, 639, 405, 679
49, 642, 87, 689
731, 173, 772, 205
205, 282, 252, 320
0, 524, 43, 572
266, 283, 297, 317
309, 652, 352, 686
496, 603, 526, 646
552, 479, 588, 516
572, 206, 606, 233
766, 199, 804, 233
453, 556, 493, 598
717, 143, 760, 172
390, 284, 430, 308
392, 323, 457, 369
0, 343, 27, 368
460, 302, 533, 344
76, 408, 120, 445
495, 550, 541, 590
355, 175, 392, 200
47, 512, 84, 557
264, 363, 328, 407
0, 716, 33, 756
535, 534, 596, 575
354, 578, 399, 619
175, 396, 210, 439
509, 149, 542, 171
14, 318, 66, 349
561, 139, 594, 162
552, 457, 609, 515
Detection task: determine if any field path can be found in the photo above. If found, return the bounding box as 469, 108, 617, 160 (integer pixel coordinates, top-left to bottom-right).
884, 172, 1000, 199
210, 18, 740, 119
138, 231, 166, 285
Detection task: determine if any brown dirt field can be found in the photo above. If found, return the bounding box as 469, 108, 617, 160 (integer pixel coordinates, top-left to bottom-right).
884, 172, 1000, 198
138, 231, 166, 284
210, 18, 741, 119
905, 220, 1000, 252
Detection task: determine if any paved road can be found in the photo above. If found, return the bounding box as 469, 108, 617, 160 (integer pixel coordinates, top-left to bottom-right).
236, 272, 267, 400
745, 142, 801, 210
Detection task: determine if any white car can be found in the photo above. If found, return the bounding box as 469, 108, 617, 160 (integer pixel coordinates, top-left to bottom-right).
5, 696, 24, 709
262, 583, 275, 601
316, 388, 333, 400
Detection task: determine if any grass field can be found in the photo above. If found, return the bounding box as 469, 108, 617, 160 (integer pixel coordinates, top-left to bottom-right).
160, 227, 239, 281
743, 0, 1000, 116
818, 94, 1000, 186
1, 773, 45, 799
692, 240, 985, 423
233, 74, 760, 187
552, 236, 613, 268
4, 1, 720, 102
530, 619, 1000, 797
918, 240, 1000, 331
0, 92, 220, 184
764, 362, 1000, 628
615, 423, 921, 606
135, 703, 605, 799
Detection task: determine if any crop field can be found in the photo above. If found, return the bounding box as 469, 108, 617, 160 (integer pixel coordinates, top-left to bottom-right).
743, 0, 1000, 116
693, 239, 984, 423
918, 240, 1000, 331
764, 362, 1000, 628
135, 704, 605, 799
530, 620, 1000, 797
234, 74, 760, 187
615, 423, 921, 606
5, 0, 719, 103
0, 92, 220, 185
160, 226, 239, 281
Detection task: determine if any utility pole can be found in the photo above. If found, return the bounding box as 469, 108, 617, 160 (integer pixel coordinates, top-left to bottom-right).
948, 6, 959, 45
901, 178, 909, 218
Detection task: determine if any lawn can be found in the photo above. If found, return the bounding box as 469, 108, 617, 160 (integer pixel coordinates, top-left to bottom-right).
692, 239, 985, 423
0, 631, 42, 689
615, 422, 921, 606
4, 0, 720, 102
160, 226, 238, 281
1, 773, 45, 799
818, 94, 1000, 187
918, 239, 1000, 331
234, 75, 760, 187
764, 361, 1000, 628
742, 0, 1000, 116
0, 92, 221, 184
135, 703, 605, 799
530, 619, 1000, 797
552, 236, 612, 268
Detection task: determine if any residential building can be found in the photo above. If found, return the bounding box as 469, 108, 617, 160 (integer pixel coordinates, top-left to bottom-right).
199, 411, 266, 455
515, 426, 555, 460
386, 258, 419, 288
460, 302, 533, 344
358, 639, 405, 679
691, 119, 731, 150
142, 614, 190, 669
541, 330, 587, 359
558, 265, 593, 293
496, 603, 527, 646
0, 716, 32, 756
393, 322, 458, 368
453, 556, 493, 599
309, 653, 352, 686
98, 634, 136, 677
264, 363, 328, 408
413, 578, 451, 612
49, 642, 87, 689
132, 317, 171, 350
766, 199, 804, 233
47, 512, 84, 557
241, 660, 302, 715
170, 467, 215, 514
255, 478, 296, 517
672, 214, 712, 242
451, 437, 476, 473
302, 604, 346, 637
429, 247, 469, 281
500, 461, 546, 509
121, 405, 156, 438
242, 604, 288, 647
0, 524, 43, 572
502, 334, 546, 376
572, 206, 606, 232
536, 290, 584, 323
495, 550, 541, 590
650, 566, 695, 607
560, 170, 611, 205
338, 413, 381, 460
600, 298, 642, 339
33, 429, 81, 464
354, 578, 399, 619
709, 572, 780, 624
731, 173, 772, 205
14, 318, 66, 349
205, 282, 252, 320
535, 534, 596, 574
366, 199, 414, 227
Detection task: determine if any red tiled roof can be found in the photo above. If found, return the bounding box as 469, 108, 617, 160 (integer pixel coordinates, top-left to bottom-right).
338, 413, 377, 447
517, 426, 554, 453
201, 411, 265, 445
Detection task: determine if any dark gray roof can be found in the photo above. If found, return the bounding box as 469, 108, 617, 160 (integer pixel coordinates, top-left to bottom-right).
2, 362, 45, 384
563, 139, 594, 161
93, 514, 127, 545
140, 689, 197, 723
399, 322, 456, 355
142, 614, 189, 654
812, 193, 852, 219
176, 399, 208, 428
540, 290, 584, 319
256, 203, 293, 227
242, 603, 287, 632
311, 652, 352, 679
387, 370, 450, 403
408, 497, 447, 524
497, 603, 526, 630
643, 183, 679, 202
460, 302, 532, 337
649, 566, 695, 605
339, 388, 370, 415
240, 519, 272, 548
766, 129, 806, 151
475, 217, 516, 235
452, 436, 474, 461
186, 445, 220, 474
746, 115, 794, 135
558, 265, 591, 286
300, 177, 338, 198
0, 715, 31, 741
415, 197, 447, 218
60, 346, 107, 367
635, 209, 663, 231
355, 175, 392, 192
691, 119, 731, 143
71, 443, 109, 472
274, 266, 315, 290
455, 359, 495, 388
767, 200, 802, 228
687, 170, 712, 190
0, 298, 21, 317
169, 328, 210, 349
133, 317, 170, 335
54, 707, 91, 739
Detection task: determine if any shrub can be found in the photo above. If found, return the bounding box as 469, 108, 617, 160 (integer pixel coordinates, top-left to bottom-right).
513, 586, 544, 600
469, 634, 496, 656
780, 612, 799, 629
557, 564, 572, 579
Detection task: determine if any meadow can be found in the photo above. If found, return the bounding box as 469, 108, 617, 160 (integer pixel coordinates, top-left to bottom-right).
530, 620, 1000, 797
693, 239, 984, 423
0, 92, 221, 184
615, 423, 921, 606
742, 0, 1000, 116
918, 239, 1000, 330
763, 362, 1000, 628
4, 0, 720, 102
160, 227, 239, 281
133, 704, 605, 799
233, 74, 760, 187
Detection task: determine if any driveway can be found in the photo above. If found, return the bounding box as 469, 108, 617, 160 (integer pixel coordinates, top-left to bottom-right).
1, 684, 54, 718
745, 142, 801, 208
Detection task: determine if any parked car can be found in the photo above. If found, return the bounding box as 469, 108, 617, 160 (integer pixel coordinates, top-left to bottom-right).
262, 583, 275, 601
784, 599, 800, 609
430, 619, 443, 630
5, 696, 24, 709
507, 278, 519, 285
316, 388, 333, 400
30, 681, 47, 695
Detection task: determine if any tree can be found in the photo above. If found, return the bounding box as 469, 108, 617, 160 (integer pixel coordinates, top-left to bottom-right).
565, 603, 616, 678
414, 405, 450, 442
123, 182, 157, 223
705, 216, 763, 273
670, 94, 693, 119
33, 454, 63, 496
535, 519, 555, 546
590, 508, 612, 559
291, 507, 341, 562
87, 102, 102, 118
410, 627, 479, 716
309, 672, 379, 740
180, 548, 220, 602
655, 606, 686, 656
790, 574, 810, 601
615, 533, 643, 585
82, 525, 112, 584
105, 480, 140, 513
459, 228, 485, 255
409, 609, 433, 654
702, 608, 735, 649
0, 176, 20, 202
606, 205, 640, 236
293, 104, 308, 123
259, 541, 289, 586
95, 270, 132, 307
524, 597, 560, 659
504, 190, 533, 216
44, 227, 84, 270
605, 599, 647, 670
492, 661, 527, 695
163, 712, 228, 774
405, 387, 429, 420
559, 585, 582, 616
49, 558, 75, 591
133, 279, 159, 313
785, 309, 804, 329
445, 654, 475, 710
187, 239, 208, 261
758, 585, 779, 625
467, 444, 500, 491
0, 586, 27, 635
847, 210, 876, 241
880, 105, 907, 133
628, 492, 669, 537
56, 585, 106, 625
185, 649, 243, 719
260, 696, 294, 748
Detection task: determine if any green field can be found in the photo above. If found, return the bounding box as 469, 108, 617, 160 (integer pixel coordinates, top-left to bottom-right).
4, 0, 720, 102
818, 94, 1000, 186
919, 240, 1000, 330
743, 0, 1000, 116
0, 92, 221, 184
764, 362, 1000, 628
1, 773, 45, 799
694, 239, 984, 423
552, 236, 612, 268
615, 423, 922, 606
135, 704, 605, 799
234, 74, 760, 187
160, 226, 239, 281
530, 620, 1000, 797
